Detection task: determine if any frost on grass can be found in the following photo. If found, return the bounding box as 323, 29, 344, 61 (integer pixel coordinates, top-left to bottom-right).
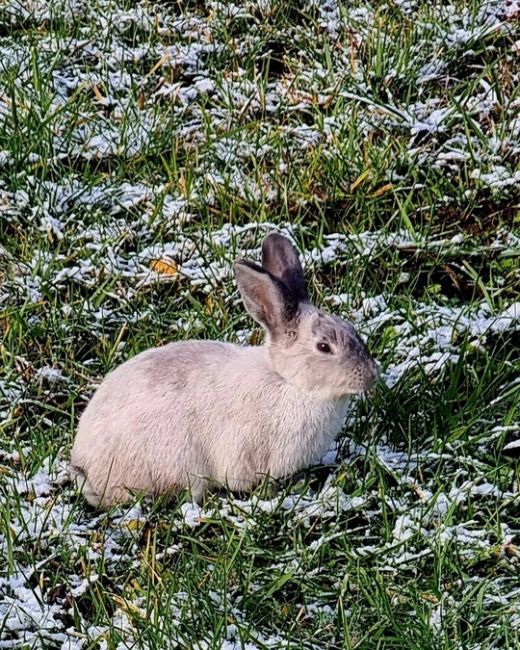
1, 0, 519, 647
0, 0, 519, 207
1, 219, 519, 647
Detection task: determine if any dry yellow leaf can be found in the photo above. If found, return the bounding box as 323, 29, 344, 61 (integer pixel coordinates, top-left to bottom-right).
147, 52, 170, 78
350, 169, 370, 192
205, 295, 215, 314
421, 593, 439, 604
150, 259, 178, 276
112, 595, 145, 617
370, 183, 394, 197
92, 84, 105, 102
124, 518, 145, 532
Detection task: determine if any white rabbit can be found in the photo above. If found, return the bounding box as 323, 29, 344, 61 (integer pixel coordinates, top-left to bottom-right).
71, 233, 377, 507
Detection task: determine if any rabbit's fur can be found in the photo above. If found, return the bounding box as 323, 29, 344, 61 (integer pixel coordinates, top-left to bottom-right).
71, 233, 377, 507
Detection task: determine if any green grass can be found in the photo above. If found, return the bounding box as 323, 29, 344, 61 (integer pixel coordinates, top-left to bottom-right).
1, 0, 519, 648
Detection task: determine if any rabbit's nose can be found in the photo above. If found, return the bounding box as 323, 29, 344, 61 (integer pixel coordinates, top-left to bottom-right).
364, 358, 380, 390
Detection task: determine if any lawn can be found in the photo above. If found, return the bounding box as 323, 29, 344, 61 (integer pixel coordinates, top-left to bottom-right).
0, 0, 519, 648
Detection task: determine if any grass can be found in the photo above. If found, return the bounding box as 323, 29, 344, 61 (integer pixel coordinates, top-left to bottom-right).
0, 0, 519, 648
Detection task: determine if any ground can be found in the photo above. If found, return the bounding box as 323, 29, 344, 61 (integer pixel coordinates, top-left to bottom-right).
0, 0, 519, 648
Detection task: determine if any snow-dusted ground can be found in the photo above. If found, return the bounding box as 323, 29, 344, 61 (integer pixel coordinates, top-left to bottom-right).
1, 0, 519, 648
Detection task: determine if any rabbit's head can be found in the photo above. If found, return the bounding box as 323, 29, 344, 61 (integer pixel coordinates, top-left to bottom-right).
234, 233, 378, 400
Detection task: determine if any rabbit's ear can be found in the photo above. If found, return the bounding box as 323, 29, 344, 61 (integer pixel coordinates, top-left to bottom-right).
234, 260, 298, 334
261, 233, 308, 302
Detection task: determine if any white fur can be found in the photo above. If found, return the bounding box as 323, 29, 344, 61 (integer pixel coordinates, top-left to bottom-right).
70, 233, 376, 507
72, 342, 349, 506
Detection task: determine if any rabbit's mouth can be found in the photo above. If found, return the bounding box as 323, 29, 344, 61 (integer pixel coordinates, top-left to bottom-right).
365, 359, 380, 389
345, 359, 379, 395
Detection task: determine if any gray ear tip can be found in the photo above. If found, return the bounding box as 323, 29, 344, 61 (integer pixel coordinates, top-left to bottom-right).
262, 232, 299, 256
262, 232, 289, 246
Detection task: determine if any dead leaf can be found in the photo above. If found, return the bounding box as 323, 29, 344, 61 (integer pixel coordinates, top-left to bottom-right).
150, 259, 178, 276
92, 84, 105, 103
350, 169, 370, 192
370, 183, 394, 197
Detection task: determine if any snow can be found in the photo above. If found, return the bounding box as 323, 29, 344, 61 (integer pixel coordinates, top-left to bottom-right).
34, 367, 67, 384
0, 568, 65, 643
471, 166, 520, 190
503, 439, 520, 452
0, 0, 519, 646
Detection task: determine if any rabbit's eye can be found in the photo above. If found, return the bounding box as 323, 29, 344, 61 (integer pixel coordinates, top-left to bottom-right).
317, 342, 332, 354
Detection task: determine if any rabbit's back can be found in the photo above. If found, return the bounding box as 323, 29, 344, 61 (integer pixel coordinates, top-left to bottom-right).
71, 339, 348, 506
72, 341, 246, 504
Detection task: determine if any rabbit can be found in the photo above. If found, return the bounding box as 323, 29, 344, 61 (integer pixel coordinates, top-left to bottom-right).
70, 232, 378, 508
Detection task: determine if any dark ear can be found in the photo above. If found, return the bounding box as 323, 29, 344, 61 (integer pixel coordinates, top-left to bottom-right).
234, 260, 298, 334
261, 233, 308, 302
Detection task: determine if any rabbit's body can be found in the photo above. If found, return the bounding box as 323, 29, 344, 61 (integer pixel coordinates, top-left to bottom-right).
72, 340, 349, 506
72, 233, 377, 508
